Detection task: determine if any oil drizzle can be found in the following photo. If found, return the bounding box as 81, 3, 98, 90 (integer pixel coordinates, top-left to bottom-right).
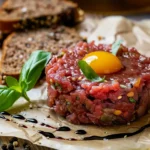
19, 124, 28, 128
12, 114, 25, 120
57, 126, 71, 131
41, 123, 45, 126
1, 112, 150, 141
83, 124, 150, 140
0, 115, 5, 119
26, 118, 38, 124
45, 124, 56, 129
39, 131, 55, 138
75, 130, 87, 135
0, 111, 10, 116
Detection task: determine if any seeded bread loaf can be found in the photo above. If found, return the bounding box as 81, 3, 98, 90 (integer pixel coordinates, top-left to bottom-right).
0, 0, 83, 33
0, 26, 82, 84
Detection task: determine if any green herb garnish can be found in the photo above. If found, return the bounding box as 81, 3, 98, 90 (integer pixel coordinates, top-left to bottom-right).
0, 86, 21, 111
0, 50, 51, 111
78, 60, 105, 82
129, 97, 136, 103
112, 40, 123, 56
76, 95, 80, 100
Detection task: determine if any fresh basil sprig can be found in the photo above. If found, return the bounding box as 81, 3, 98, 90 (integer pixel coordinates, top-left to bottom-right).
78, 60, 105, 82
112, 40, 123, 56
0, 50, 51, 111
6, 76, 22, 93
0, 87, 21, 111
19, 51, 51, 91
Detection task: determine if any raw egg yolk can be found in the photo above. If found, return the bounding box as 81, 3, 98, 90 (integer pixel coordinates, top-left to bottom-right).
83, 51, 123, 74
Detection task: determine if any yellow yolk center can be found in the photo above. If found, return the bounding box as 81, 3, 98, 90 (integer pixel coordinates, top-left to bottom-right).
83, 51, 123, 74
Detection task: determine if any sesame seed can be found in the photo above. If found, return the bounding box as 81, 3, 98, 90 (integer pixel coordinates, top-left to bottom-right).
78, 76, 82, 80
117, 95, 122, 99
72, 77, 76, 81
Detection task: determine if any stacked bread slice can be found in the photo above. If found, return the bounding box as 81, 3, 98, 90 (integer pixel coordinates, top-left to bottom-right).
0, 0, 83, 33
0, 0, 83, 84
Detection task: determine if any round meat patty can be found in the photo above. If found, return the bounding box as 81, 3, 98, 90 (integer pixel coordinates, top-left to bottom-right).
45, 42, 150, 125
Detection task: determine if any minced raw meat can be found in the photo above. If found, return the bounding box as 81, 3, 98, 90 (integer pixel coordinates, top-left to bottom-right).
45, 41, 150, 125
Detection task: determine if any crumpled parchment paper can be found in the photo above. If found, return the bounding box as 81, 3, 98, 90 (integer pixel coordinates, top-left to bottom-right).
0, 16, 150, 150
79, 15, 150, 57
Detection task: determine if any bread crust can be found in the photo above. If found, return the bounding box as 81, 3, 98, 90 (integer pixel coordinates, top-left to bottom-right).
0, 19, 18, 33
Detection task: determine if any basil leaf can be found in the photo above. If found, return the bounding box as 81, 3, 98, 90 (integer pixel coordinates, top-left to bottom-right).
6, 76, 19, 87
112, 40, 123, 56
5, 76, 22, 93
0, 88, 21, 111
0, 85, 7, 89
0, 51, 51, 111
129, 97, 136, 103
78, 60, 105, 82
19, 50, 51, 91
22, 91, 30, 102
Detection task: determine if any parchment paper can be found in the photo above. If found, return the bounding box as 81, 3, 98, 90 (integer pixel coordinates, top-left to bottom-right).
1, 16, 150, 150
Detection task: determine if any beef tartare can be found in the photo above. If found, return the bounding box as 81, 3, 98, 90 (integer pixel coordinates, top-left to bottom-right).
45, 42, 150, 125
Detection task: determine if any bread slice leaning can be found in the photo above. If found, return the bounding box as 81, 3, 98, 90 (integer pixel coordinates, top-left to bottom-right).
0, 26, 82, 84
0, 0, 83, 33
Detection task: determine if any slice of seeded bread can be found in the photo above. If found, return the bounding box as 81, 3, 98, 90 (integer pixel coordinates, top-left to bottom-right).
0, 26, 82, 84
0, 0, 83, 33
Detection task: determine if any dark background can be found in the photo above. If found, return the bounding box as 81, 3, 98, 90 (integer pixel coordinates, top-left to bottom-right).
73, 0, 150, 15
0, 0, 150, 15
